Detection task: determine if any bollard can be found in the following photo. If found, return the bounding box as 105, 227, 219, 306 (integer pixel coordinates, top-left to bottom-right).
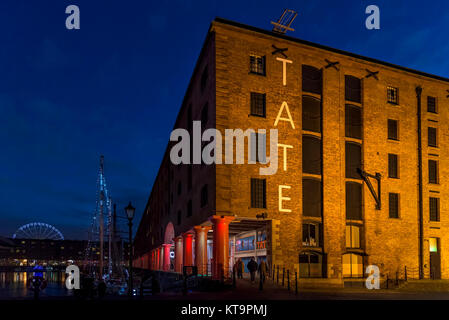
295, 271, 298, 295
386, 274, 389, 289
287, 270, 290, 291
272, 264, 275, 282
396, 272, 399, 286
404, 266, 407, 281
282, 267, 285, 286
259, 271, 263, 291
233, 267, 236, 288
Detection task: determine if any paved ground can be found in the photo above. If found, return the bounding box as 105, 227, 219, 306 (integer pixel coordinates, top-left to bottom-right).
148, 276, 449, 300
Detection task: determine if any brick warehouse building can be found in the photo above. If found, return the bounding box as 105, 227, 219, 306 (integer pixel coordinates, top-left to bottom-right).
133, 18, 449, 286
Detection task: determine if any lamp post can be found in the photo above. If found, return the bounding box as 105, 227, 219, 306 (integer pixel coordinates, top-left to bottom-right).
125, 201, 135, 297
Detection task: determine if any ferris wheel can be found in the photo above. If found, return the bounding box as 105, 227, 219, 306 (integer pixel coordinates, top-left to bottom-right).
12, 222, 64, 240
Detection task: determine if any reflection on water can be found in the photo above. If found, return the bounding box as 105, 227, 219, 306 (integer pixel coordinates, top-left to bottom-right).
0, 272, 73, 299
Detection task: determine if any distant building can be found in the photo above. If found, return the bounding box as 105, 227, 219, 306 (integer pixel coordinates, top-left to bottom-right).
133, 18, 449, 285
0, 238, 129, 267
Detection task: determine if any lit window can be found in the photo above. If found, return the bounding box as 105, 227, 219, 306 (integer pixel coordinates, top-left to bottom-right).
343, 253, 363, 278
387, 86, 399, 104
302, 223, 320, 247
249, 55, 265, 75
345, 225, 361, 248
429, 237, 438, 252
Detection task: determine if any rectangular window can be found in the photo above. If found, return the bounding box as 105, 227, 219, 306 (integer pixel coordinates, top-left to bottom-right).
388, 119, 398, 140
201, 184, 208, 207
346, 182, 362, 220
345, 142, 362, 179
250, 55, 265, 75
345, 76, 361, 103
302, 223, 319, 247
430, 197, 440, 222
343, 253, 363, 278
251, 178, 266, 208
302, 65, 322, 95
302, 135, 321, 175
428, 127, 437, 147
429, 160, 438, 184
250, 132, 267, 163
427, 96, 437, 113
388, 154, 399, 178
303, 179, 322, 217
345, 225, 361, 248
387, 86, 399, 104
389, 193, 399, 218
250, 92, 266, 117
345, 104, 362, 139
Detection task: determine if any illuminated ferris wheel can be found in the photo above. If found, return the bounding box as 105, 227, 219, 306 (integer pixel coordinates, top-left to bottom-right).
12, 222, 64, 240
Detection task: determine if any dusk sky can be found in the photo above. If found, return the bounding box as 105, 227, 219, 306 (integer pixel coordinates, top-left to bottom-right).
1, 0, 448, 240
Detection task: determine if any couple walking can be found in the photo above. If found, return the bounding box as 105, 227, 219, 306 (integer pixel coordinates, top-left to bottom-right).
234, 258, 268, 283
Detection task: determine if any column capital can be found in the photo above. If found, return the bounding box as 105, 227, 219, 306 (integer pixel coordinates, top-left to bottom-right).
173, 235, 183, 242
162, 243, 172, 248
210, 215, 235, 225
194, 225, 212, 233
182, 232, 195, 239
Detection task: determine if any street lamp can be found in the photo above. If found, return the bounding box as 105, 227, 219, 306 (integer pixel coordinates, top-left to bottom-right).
125, 201, 135, 297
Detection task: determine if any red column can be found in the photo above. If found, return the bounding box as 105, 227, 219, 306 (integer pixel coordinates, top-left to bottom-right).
158, 247, 164, 270
151, 250, 155, 270
155, 248, 160, 270
173, 236, 183, 273
182, 233, 194, 267
194, 226, 211, 276
163, 244, 171, 271
211, 215, 235, 280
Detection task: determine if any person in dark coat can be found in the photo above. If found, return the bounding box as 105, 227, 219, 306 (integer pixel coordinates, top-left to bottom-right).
258, 259, 267, 283
235, 259, 244, 279
247, 258, 258, 283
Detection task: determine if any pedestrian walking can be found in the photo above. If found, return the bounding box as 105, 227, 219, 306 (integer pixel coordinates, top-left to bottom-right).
236, 258, 244, 279
258, 259, 267, 283
247, 257, 258, 283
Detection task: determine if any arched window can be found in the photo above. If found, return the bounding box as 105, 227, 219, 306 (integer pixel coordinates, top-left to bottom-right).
345, 75, 361, 103
302, 65, 322, 94
342, 253, 363, 278
299, 252, 323, 278
302, 96, 321, 133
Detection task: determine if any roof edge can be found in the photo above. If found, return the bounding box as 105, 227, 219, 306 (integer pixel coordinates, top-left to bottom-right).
213, 17, 449, 84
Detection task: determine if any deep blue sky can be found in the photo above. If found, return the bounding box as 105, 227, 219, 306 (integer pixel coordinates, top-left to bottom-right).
0, 0, 448, 239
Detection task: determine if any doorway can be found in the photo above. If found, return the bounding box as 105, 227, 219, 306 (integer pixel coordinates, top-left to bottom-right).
429, 237, 441, 279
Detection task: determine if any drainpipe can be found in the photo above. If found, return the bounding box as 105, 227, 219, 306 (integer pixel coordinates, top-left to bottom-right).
416, 86, 424, 280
